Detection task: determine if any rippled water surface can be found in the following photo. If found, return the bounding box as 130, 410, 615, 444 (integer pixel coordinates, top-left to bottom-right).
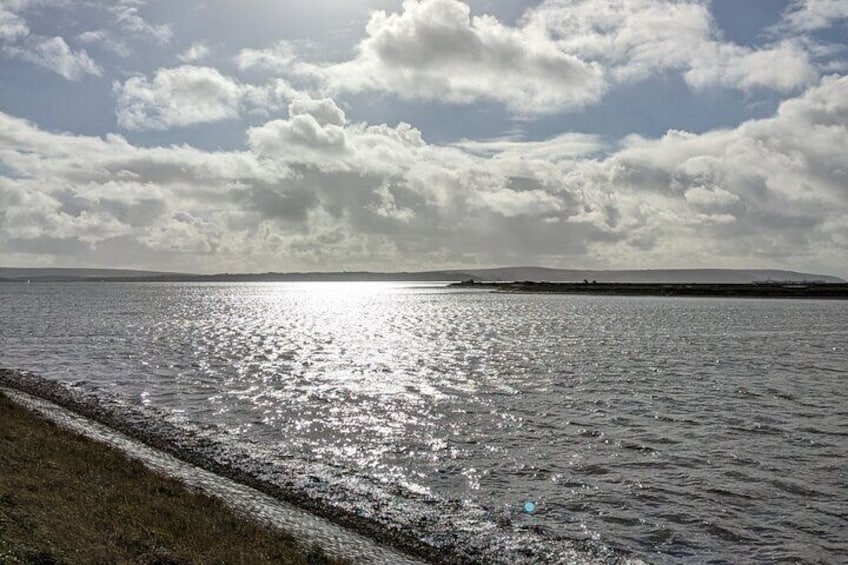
2, 282, 846, 563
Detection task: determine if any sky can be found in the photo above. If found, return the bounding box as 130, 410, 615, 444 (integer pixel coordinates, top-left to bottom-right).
1, 0, 847, 276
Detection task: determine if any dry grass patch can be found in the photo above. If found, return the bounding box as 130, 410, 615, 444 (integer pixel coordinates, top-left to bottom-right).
0, 393, 346, 565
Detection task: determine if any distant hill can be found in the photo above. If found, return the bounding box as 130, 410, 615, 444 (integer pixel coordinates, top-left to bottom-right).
1, 266, 843, 283
0, 268, 461, 282
0, 268, 183, 281
131, 271, 467, 282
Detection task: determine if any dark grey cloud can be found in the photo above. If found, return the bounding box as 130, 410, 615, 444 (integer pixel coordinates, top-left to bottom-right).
233, 182, 319, 223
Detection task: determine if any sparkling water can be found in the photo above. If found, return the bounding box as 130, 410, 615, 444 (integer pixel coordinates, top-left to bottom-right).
2, 282, 845, 563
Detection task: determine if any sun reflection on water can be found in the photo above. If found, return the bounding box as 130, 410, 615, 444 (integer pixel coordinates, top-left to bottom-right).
5, 282, 847, 562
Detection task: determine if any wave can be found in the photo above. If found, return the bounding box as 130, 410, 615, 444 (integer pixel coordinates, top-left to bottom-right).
0, 368, 642, 565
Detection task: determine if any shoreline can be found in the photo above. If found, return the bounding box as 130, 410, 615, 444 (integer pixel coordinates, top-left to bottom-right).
0, 369, 644, 565
0, 389, 349, 565
450, 281, 848, 299
0, 370, 438, 565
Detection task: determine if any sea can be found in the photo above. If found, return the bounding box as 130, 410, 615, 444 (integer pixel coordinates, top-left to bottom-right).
1, 282, 846, 563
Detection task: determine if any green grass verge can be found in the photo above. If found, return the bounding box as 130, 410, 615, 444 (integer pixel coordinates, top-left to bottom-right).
0, 393, 347, 565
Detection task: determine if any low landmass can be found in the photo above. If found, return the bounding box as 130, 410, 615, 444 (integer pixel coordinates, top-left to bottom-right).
451, 280, 848, 299
454, 266, 845, 284
0, 392, 345, 565
0, 267, 181, 281
0, 266, 844, 283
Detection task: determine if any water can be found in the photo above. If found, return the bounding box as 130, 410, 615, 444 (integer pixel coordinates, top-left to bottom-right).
1, 282, 846, 563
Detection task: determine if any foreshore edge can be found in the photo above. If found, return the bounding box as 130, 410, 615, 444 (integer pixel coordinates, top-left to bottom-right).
0, 368, 646, 565
0, 385, 425, 565
0, 369, 440, 564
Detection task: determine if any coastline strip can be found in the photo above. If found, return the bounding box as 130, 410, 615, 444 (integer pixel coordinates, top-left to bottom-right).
0, 385, 426, 565
0, 369, 645, 565
451, 281, 848, 298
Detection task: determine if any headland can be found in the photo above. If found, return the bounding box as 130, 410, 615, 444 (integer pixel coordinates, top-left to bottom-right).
450, 280, 848, 299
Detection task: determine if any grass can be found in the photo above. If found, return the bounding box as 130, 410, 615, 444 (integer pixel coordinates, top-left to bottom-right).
0, 393, 346, 565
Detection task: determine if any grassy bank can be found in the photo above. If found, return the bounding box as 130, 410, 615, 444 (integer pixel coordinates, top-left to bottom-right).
0, 393, 345, 565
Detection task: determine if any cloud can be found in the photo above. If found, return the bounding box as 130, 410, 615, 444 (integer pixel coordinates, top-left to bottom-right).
683, 185, 740, 208
452, 133, 605, 160
75, 0, 172, 60
8, 35, 101, 80
78, 29, 130, 58
237, 40, 296, 73
0, 7, 28, 42
109, 0, 172, 44
587, 75, 848, 264
683, 40, 816, 92
1, 5, 101, 80
113, 66, 299, 130
2, 75, 847, 274
779, 0, 848, 32
250, 0, 820, 115
288, 98, 346, 127
526, 0, 817, 92
247, 99, 349, 164
777, 73, 848, 125
115, 66, 244, 130
177, 42, 211, 63
0, 111, 282, 268
293, 0, 606, 114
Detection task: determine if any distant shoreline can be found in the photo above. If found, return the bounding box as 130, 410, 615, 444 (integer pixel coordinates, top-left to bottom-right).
1, 266, 844, 285
450, 280, 848, 299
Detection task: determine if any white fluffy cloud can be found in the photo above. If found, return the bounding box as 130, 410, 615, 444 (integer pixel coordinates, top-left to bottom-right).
682, 40, 816, 91
0, 7, 28, 42
177, 42, 210, 63
0, 5, 101, 80
780, 0, 848, 32
11, 35, 101, 80
296, 0, 606, 114
115, 66, 244, 129
526, 0, 817, 92
2, 75, 847, 274
114, 66, 299, 130
587, 75, 848, 263
1, 1, 169, 80
250, 0, 823, 115
73, 0, 172, 61
78, 29, 130, 58
109, 0, 172, 44
237, 40, 296, 74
